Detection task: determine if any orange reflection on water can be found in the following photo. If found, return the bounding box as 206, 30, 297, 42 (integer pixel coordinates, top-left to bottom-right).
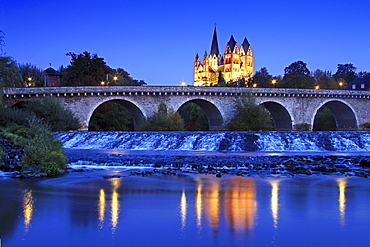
111, 179, 120, 232
223, 177, 256, 233
23, 189, 34, 232
337, 178, 347, 226
202, 176, 221, 232
98, 189, 106, 228
195, 177, 203, 229
180, 190, 187, 230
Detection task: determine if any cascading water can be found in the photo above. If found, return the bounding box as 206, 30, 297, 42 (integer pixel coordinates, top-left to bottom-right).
55, 131, 370, 152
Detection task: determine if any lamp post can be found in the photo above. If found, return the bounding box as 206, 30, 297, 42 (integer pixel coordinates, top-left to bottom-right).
27, 77, 33, 87
271, 79, 277, 88
339, 81, 344, 89
252, 83, 257, 88
315, 85, 320, 90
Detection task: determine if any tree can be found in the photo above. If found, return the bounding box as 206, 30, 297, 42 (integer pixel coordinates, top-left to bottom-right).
333, 64, 357, 84
89, 102, 134, 131
251, 67, 273, 88
24, 97, 81, 131
141, 102, 184, 131
313, 106, 336, 131
226, 94, 274, 131
280, 61, 315, 89
178, 102, 208, 130
311, 69, 338, 89
18, 63, 44, 87
217, 71, 226, 87
284, 61, 310, 77
109, 68, 146, 86
63, 51, 111, 86
0, 56, 23, 87
357, 71, 370, 78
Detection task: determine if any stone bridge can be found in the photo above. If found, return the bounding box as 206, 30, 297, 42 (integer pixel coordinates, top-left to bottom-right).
2, 86, 370, 131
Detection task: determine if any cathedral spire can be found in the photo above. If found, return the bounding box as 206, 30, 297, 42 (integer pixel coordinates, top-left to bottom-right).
210, 26, 219, 56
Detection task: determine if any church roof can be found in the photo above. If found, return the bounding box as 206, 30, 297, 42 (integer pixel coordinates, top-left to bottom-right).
241, 37, 250, 52
210, 27, 220, 56
227, 35, 237, 53
44, 67, 62, 76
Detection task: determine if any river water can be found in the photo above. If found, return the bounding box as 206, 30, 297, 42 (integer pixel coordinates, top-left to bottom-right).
1, 131, 370, 246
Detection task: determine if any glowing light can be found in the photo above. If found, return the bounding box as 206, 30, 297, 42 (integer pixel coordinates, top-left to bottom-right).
195, 177, 203, 229
98, 189, 106, 228
101, 81, 105, 86
223, 177, 256, 233
271, 79, 277, 85
180, 190, 187, 230
337, 178, 347, 226
27, 77, 32, 81
181, 81, 186, 87
315, 85, 320, 90
113, 76, 118, 81
23, 189, 34, 232
252, 83, 257, 88
111, 179, 120, 233
269, 179, 280, 229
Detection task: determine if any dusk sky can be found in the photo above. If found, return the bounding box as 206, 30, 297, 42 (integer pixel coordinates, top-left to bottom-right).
1, 0, 369, 86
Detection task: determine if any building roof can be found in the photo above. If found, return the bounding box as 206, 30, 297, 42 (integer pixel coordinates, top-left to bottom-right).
227, 35, 237, 53
44, 67, 62, 76
241, 37, 250, 53
346, 77, 370, 91
210, 27, 220, 56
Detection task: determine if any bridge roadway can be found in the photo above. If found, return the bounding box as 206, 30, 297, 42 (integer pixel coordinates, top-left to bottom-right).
2, 86, 370, 131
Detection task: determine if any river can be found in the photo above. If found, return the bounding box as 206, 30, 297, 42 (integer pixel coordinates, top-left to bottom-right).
1, 131, 370, 246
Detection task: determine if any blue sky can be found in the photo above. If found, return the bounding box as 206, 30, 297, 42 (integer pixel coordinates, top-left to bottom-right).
1, 0, 369, 86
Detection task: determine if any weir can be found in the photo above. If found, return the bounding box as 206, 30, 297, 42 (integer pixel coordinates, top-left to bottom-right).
56, 131, 370, 152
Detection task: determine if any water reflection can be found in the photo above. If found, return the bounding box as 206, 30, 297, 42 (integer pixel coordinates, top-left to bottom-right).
97, 178, 121, 233
22, 189, 34, 232
195, 177, 203, 230
191, 176, 256, 237
98, 189, 105, 228
180, 190, 187, 230
202, 177, 221, 234
111, 179, 120, 232
223, 177, 256, 233
269, 179, 280, 229
337, 178, 347, 226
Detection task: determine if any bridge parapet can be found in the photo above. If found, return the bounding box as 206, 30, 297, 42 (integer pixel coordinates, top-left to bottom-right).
3, 86, 370, 99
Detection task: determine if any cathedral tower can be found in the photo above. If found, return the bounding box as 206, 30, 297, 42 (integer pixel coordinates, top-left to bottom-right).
194, 28, 254, 86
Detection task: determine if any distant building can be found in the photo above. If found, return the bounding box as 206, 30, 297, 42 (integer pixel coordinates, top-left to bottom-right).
194, 27, 254, 86
43, 67, 62, 87
346, 77, 370, 91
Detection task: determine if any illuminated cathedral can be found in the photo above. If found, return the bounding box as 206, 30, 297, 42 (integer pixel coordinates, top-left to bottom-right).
194, 27, 254, 86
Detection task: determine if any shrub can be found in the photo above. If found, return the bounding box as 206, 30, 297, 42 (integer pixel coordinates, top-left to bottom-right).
227, 94, 274, 131
21, 118, 67, 175
140, 102, 185, 131
24, 97, 81, 131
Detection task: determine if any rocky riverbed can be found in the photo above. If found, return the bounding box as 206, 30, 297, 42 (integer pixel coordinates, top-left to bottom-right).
65, 150, 370, 178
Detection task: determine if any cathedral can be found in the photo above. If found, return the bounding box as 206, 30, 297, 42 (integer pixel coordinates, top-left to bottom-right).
194, 27, 254, 86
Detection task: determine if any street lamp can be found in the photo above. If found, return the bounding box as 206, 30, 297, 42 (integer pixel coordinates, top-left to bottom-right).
271, 79, 277, 87
27, 77, 33, 87
315, 85, 320, 90
100, 81, 105, 86
339, 81, 344, 89
252, 83, 257, 88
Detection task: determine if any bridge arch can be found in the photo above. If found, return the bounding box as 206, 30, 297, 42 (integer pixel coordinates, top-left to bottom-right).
177, 99, 224, 130
313, 100, 358, 130
260, 101, 292, 131
88, 99, 145, 130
